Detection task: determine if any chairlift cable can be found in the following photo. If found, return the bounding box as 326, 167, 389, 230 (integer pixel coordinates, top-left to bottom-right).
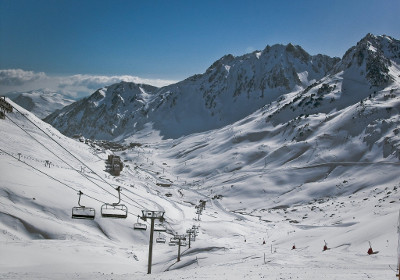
6, 106, 181, 226
11, 106, 127, 197
0, 147, 100, 204
5, 115, 123, 201
7, 109, 143, 211
0, 147, 143, 219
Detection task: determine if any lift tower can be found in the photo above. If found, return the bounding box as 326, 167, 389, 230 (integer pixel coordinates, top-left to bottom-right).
139, 210, 165, 274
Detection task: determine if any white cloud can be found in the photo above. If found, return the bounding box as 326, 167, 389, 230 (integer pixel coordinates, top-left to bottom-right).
0, 69, 47, 86
58, 74, 177, 90
0, 69, 178, 99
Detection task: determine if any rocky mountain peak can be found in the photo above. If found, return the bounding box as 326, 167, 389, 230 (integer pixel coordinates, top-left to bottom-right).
45, 34, 399, 140
335, 34, 400, 86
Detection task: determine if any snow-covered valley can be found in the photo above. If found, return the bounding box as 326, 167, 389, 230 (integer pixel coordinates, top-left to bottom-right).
1, 33, 400, 279
1, 90, 400, 279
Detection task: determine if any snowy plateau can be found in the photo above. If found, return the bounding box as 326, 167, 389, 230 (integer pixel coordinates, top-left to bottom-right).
1, 33, 400, 280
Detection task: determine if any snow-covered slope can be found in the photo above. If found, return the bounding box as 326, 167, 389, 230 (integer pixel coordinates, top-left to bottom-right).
44, 44, 338, 140
2, 33, 400, 279
12, 89, 75, 119
2, 63, 400, 280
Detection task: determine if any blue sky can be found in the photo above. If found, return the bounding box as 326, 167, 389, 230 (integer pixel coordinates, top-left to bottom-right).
1, 0, 399, 97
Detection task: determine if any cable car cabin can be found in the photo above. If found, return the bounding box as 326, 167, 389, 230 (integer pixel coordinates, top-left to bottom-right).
101, 203, 128, 219
154, 223, 167, 232
72, 206, 95, 220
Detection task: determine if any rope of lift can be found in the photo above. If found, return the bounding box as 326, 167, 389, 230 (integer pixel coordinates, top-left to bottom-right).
5, 115, 118, 198
0, 147, 146, 218
7, 108, 145, 211
11, 106, 134, 199
0, 147, 99, 204
7, 106, 182, 232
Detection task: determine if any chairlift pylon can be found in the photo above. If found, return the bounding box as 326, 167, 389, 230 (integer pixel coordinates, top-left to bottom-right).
72, 191, 95, 220
134, 215, 147, 231
101, 186, 128, 219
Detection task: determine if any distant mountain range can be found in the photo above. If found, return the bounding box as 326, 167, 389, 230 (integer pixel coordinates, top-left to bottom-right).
44, 34, 400, 141
11, 89, 75, 119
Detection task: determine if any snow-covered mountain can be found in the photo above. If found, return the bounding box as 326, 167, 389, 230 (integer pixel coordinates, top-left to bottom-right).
1, 81, 400, 279
2, 33, 400, 279
44, 43, 339, 140
44, 83, 159, 139
12, 89, 75, 119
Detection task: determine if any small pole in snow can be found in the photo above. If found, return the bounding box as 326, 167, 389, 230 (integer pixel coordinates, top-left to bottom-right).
264, 253, 266, 264
177, 237, 182, 262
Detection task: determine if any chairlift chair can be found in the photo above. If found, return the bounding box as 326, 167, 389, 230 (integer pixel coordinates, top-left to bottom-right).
170, 237, 179, 244
154, 223, 167, 232
72, 191, 96, 220
156, 233, 166, 244
101, 187, 128, 219
156, 237, 166, 243
134, 216, 147, 230
168, 241, 176, 246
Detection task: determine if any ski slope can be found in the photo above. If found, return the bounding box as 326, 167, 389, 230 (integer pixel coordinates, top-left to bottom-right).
1, 97, 399, 279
